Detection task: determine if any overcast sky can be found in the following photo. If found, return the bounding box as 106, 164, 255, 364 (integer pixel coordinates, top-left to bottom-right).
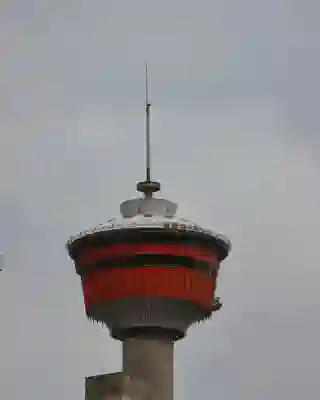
0, 1, 320, 399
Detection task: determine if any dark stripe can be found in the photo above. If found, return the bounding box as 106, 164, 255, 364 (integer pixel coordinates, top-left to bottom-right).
111, 327, 184, 341
76, 254, 218, 277
76, 242, 218, 265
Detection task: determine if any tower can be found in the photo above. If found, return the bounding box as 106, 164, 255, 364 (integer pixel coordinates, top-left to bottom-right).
66, 67, 231, 400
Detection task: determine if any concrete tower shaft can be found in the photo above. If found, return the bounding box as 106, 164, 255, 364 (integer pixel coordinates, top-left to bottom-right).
123, 337, 174, 400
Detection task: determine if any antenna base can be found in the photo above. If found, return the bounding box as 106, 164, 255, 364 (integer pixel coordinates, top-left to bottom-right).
137, 180, 161, 196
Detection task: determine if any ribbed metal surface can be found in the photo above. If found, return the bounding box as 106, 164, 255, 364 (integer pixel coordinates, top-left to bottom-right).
87, 297, 212, 340
82, 267, 215, 309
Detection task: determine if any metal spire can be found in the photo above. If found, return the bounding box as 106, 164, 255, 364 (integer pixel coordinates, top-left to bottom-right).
137, 61, 161, 197
145, 61, 151, 182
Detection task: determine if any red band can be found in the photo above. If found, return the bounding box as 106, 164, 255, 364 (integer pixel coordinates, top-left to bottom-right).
83, 267, 215, 310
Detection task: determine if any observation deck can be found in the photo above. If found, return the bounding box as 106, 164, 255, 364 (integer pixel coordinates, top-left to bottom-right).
67, 196, 231, 341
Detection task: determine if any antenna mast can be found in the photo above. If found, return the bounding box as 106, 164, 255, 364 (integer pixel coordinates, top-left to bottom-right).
137, 61, 161, 197
145, 61, 151, 182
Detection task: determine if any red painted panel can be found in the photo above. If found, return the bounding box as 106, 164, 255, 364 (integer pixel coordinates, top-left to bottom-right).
82, 267, 215, 310
78, 243, 219, 266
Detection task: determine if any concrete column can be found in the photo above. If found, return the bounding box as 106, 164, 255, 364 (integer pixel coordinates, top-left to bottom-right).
122, 337, 174, 400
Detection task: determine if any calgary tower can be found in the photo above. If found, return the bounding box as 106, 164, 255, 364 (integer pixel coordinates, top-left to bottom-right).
66, 65, 231, 400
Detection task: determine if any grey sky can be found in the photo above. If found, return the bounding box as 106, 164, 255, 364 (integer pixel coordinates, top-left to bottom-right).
0, 1, 320, 399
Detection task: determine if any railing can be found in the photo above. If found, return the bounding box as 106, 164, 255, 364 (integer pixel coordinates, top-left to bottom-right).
67, 220, 231, 249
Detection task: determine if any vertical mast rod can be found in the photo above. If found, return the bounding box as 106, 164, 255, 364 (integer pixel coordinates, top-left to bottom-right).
137, 61, 160, 196
145, 61, 151, 182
